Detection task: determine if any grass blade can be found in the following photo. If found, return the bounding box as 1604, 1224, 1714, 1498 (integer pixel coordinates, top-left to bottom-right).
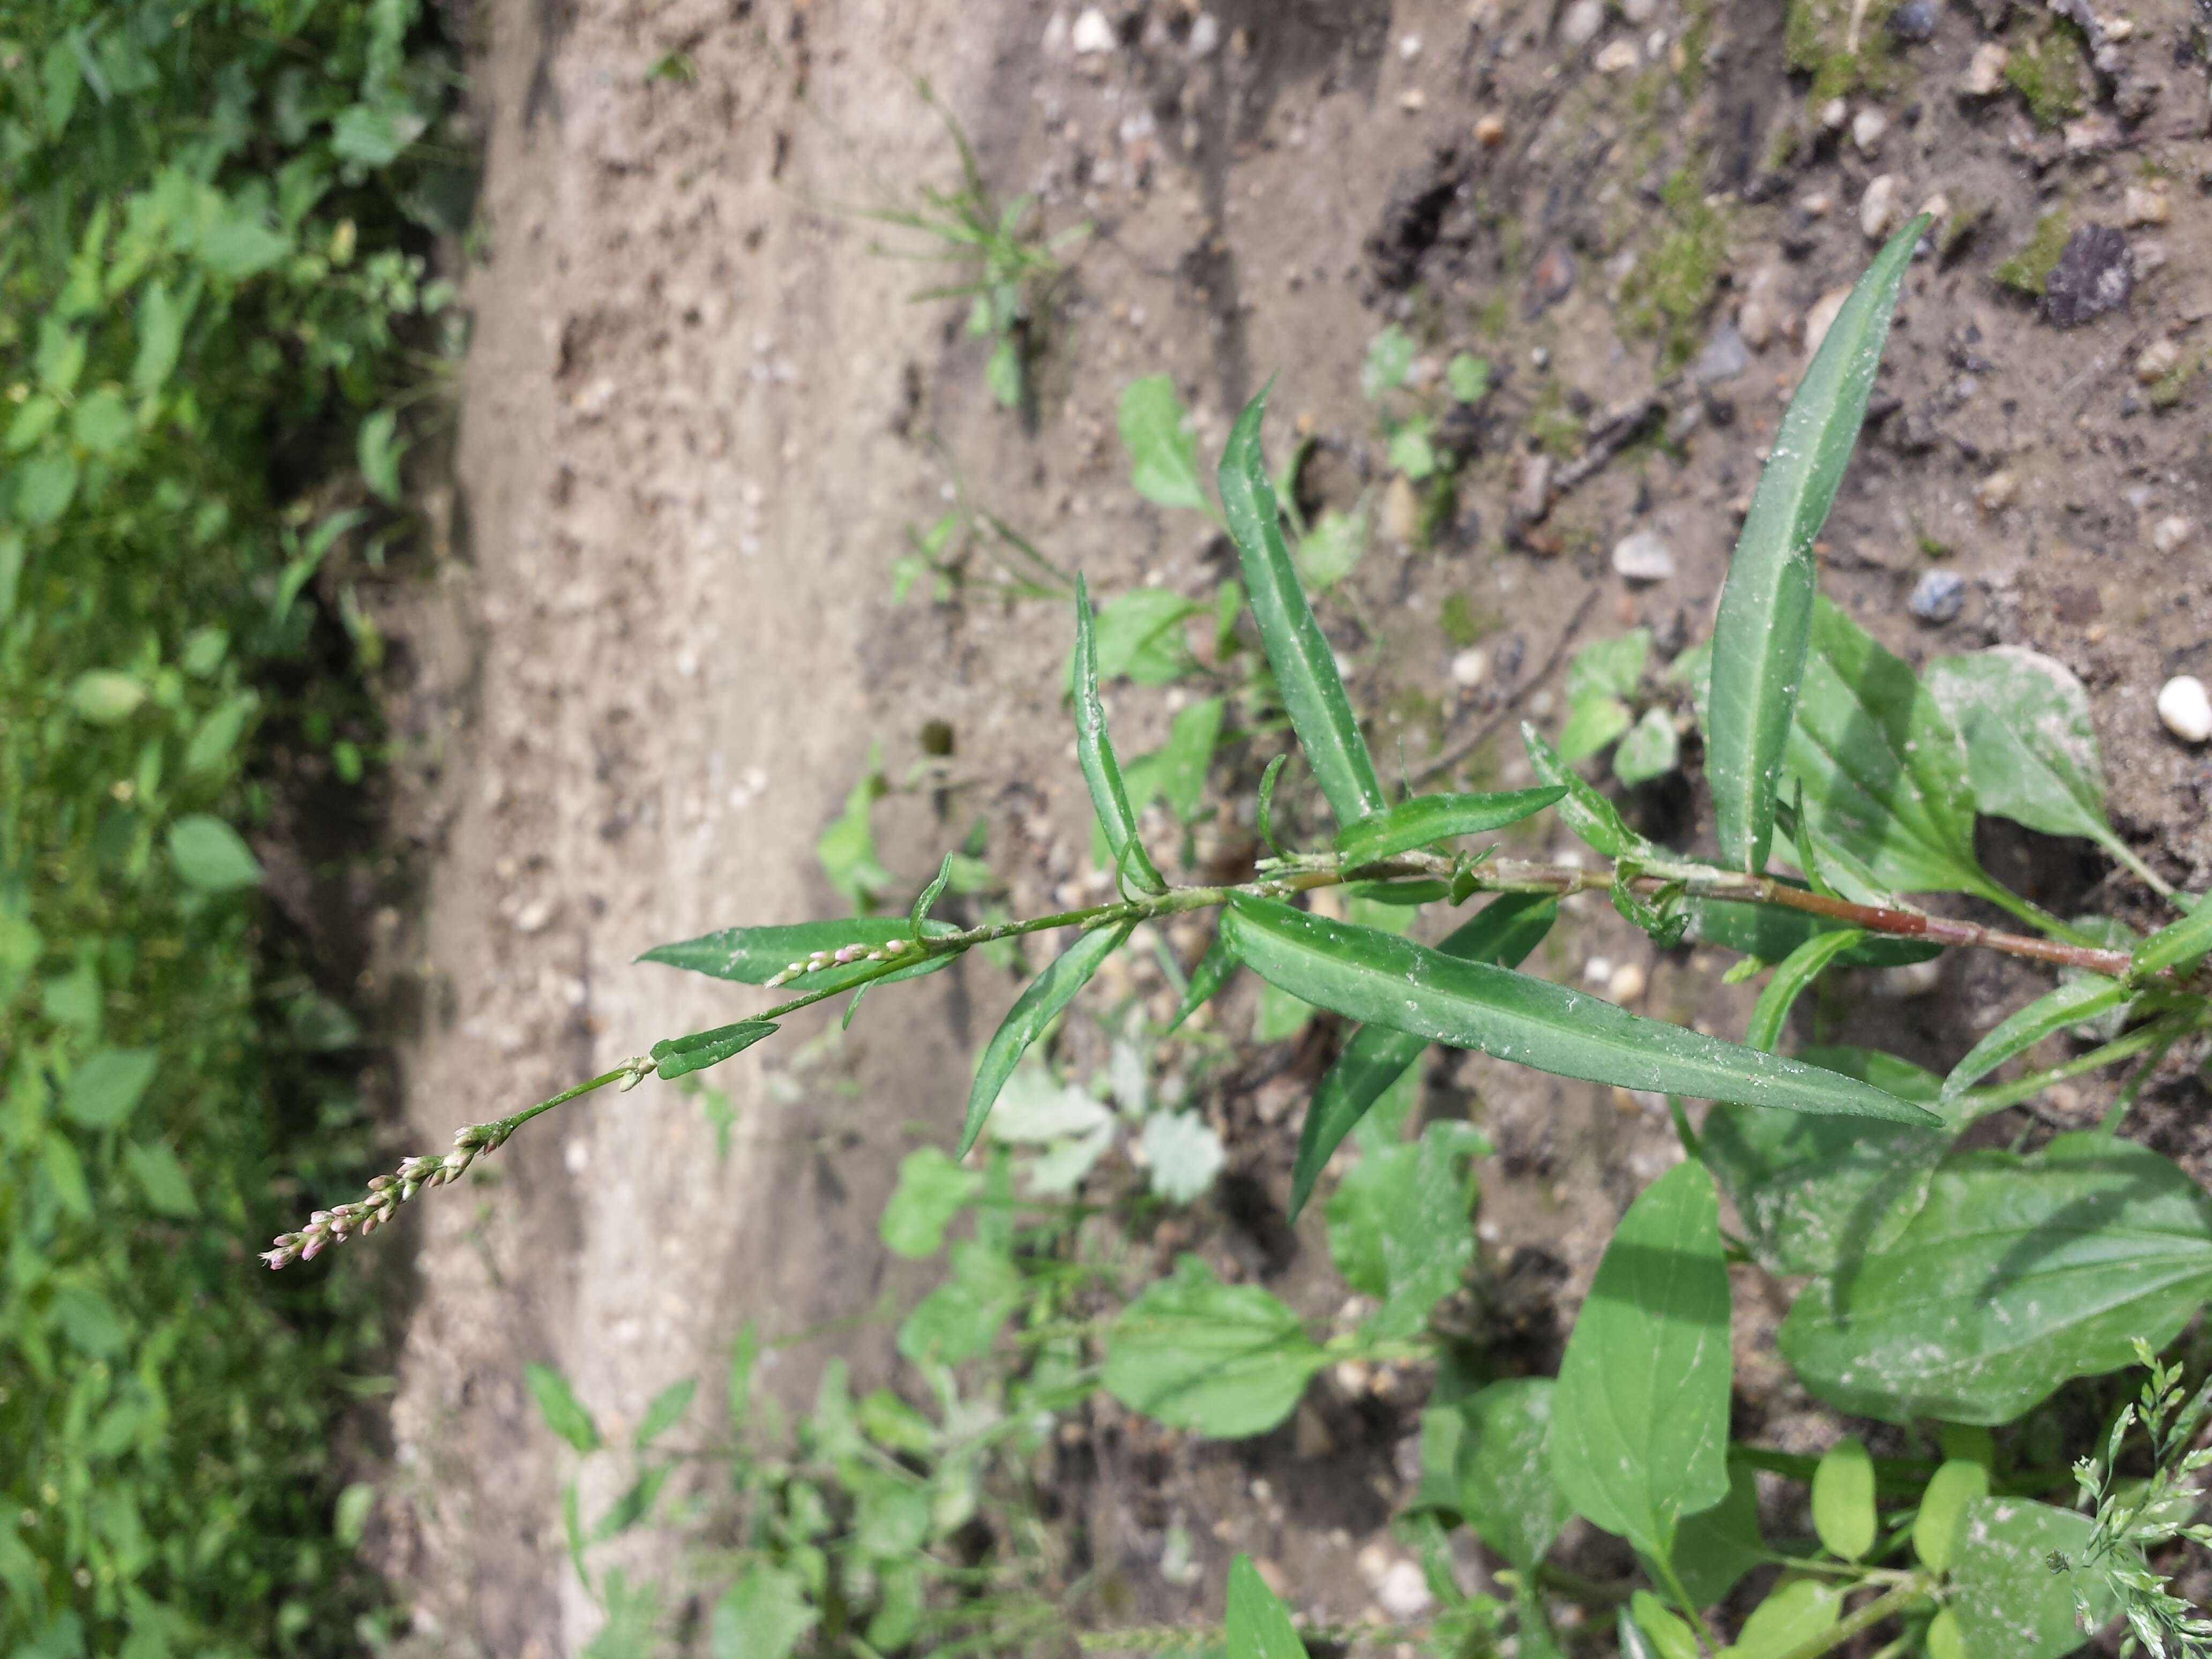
1221, 896, 1933, 1124
1290, 894, 1557, 1220
1073, 576, 1168, 895
1938, 976, 2129, 1102
1333, 787, 1564, 869
1745, 929, 1867, 1052
2132, 897, 2212, 978
1707, 214, 1927, 874
1219, 387, 1385, 829
959, 922, 1132, 1155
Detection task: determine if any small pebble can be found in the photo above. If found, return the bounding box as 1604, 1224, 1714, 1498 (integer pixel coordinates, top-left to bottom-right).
1582, 956, 1615, 987
2042, 225, 2133, 329
1474, 112, 1507, 147
1692, 322, 1750, 385
1398, 33, 1422, 59
1378, 1560, 1435, 1621
1595, 38, 1640, 72
1611, 529, 1677, 583
1909, 570, 1965, 624
1860, 174, 1902, 242
2150, 515, 2196, 555
1820, 96, 1850, 131
1622, 0, 1658, 20
1449, 648, 1490, 689
1974, 470, 2018, 513
1851, 107, 1889, 153
1959, 42, 2009, 97
1399, 88, 1428, 113
1803, 287, 1851, 357
2136, 339, 2180, 384
1560, 0, 1605, 47
1382, 474, 1422, 542
2122, 185, 2171, 228
2158, 676, 2212, 745
1071, 6, 1115, 54
1607, 961, 1648, 1004
1887, 0, 1938, 42
1187, 12, 1220, 56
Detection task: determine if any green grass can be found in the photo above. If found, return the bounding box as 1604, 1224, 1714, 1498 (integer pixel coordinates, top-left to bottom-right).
0, 2, 463, 1652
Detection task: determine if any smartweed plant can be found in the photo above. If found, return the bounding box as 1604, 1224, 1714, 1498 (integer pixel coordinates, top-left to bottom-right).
283, 218, 2212, 1653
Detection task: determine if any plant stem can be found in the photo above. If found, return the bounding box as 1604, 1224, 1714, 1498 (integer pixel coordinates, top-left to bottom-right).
1770, 1575, 1936, 1659
1650, 1553, 1717, 1648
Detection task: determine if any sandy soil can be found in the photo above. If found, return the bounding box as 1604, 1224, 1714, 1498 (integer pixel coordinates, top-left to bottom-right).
344, 0, 2212, 1650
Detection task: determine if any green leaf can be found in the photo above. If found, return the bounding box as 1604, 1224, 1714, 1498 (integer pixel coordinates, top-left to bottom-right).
1613, 706, 1681, 787
1119, 375, 1211, 514
1073, 577, 1167, 895
1523, 723, 1651, 860
132, 280, 189, 395
168, 814, 263, 892
1219, 388, 1385, 829
1948, 1497, 2117, 1659
1745, 928, 1867, 1052
1938, 976, 2127, 1101
1072, 587, 1208, 688
123, 1141, 199, 1218
1701, 1047, 1952, 1279
195, 207, 292, 280
985, 337, 1022, 408
1324, 1120, 1488, 1339
1716, 1580, 1840, 1659
1295, 505, 1367, 590
1780, 1134, 2212, 1424
1631, 1592, 1701, 1659
71, 389, 133, 457
69, 670, 146, 724
1557, 695, 1633, 763
880, 1147, 983, 1258
1708, 215, 1925, 873
1551, 1160, 1731, 1560
1220, 896, 1933, 1123
633, 1378, 696, 1449
1226, 1554, 1309, 1659
1102, 1254, 1328, 1438
62, 1048, 159, 1129
639, 917, 959, 993
1567, 630, 1651, 703
1168, 925, 1237, 1034
958, 921, 1131, 1156
335, 1482, 377, 1550
2132, 896, 2212, 978
711, 1565, 817, 1659
1388, 424, 1437, 481
13, 452, 80, 526
1254, 977, 1316, 1043
895, 1238, 1023, 1364
1334, 787, 1564, 869
1452, 1378, 1571, 1573
1447, 353, 1491, 402
651, 1021, 776, 1082
1668, 1454, 1766, 1607
591, 1465, 672, 1541
357, 408, 407, 503
1811, 1437, 1876, 1561
1926, 648, 2115, 846
818, 761, 894, 913
36, 318, 87, 393
525, 1364, 601, 1453
1912, 1459, 1987, 1572
1142, 1110, 1225, 1204
1291, 893, 1557, 1219
1784, 598, 1987, 896
1362, 326, 1415, 398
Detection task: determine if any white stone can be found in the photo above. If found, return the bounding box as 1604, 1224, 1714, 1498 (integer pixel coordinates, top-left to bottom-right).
1803, 287, 1851, 357
2123, 185, 2171, 227
1583, 955, 1615, 987
1622, 0, 1658, 19
1607, 961, 1648, 1004
1852, 107, 1889, 153
2158, 676, 2212, 745
1560, 0, 1605, 47
2151, 515, 2196, 555
1399, 33, 1422, 59
1612, 528, 1676, 582
1860, 174, 1902, 242
1595, 38, 1640, 72
1820, 96, 1849, 131
2136, 339, 2181, 384
1960, 41, 2009, 96
1187, 12, 1220, 56
1449, 648, 1490, 689
1378, 1559, 1435, 1621
1975, 470, 2018, 513
1071, 7, 1115, 54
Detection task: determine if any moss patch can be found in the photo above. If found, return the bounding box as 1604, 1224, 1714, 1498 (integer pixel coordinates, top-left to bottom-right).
1528, 380, 1584, 460
1784, 0, 1902, 100
1620, 167, 1730, 373
1993, 210, 2071, 296
1441, 592, 1503, 648
2004, 18, 2089, 128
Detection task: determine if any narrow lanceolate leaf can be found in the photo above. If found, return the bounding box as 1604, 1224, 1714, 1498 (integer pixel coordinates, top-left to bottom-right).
1925, 647, 2114, 846
911, 852, 955, 937
1551, 1160, 1731, 1561
1219, 388, 1385, 828
1333, 786, 1564, 868
1290, 893, 1557, 1219
1119, 374, 1212, 516
1221, 896, 1933, 1123
1745, 928, 1867, 1052
1523, 723, 1651, 860
651, 1020, 778, 1082
1708, 215, 1927, 874
1786, 598, 1987, 897
1780, 1134, 2212, 1424
2132, 896, 2212, 978
640, 917, 959, 993
1938, 975, 2129, 1102
1226, 1554, 1311, 1659
959, 922, 1133, 1155
1167, 924, 1237, 1034
1073, 576, 1168, 895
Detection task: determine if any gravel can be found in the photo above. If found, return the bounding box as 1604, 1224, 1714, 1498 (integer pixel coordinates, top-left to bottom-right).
1612, 529, 1676, 582
1909, 570, 1966, 624
2157, 676, 2212, 745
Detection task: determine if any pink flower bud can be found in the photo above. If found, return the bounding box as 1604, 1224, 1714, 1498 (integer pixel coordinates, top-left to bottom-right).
301, 1235, 326, 1261
260, 1249, 290, 1269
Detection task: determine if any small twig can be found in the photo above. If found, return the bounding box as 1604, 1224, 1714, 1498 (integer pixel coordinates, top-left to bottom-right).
1414, 585, 1602, 784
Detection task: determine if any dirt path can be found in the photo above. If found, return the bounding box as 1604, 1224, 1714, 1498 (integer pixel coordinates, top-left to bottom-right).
360, 0, 2211, 1649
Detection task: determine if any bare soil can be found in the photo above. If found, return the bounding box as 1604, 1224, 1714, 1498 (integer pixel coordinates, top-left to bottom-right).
347, 0, 2212, 1650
